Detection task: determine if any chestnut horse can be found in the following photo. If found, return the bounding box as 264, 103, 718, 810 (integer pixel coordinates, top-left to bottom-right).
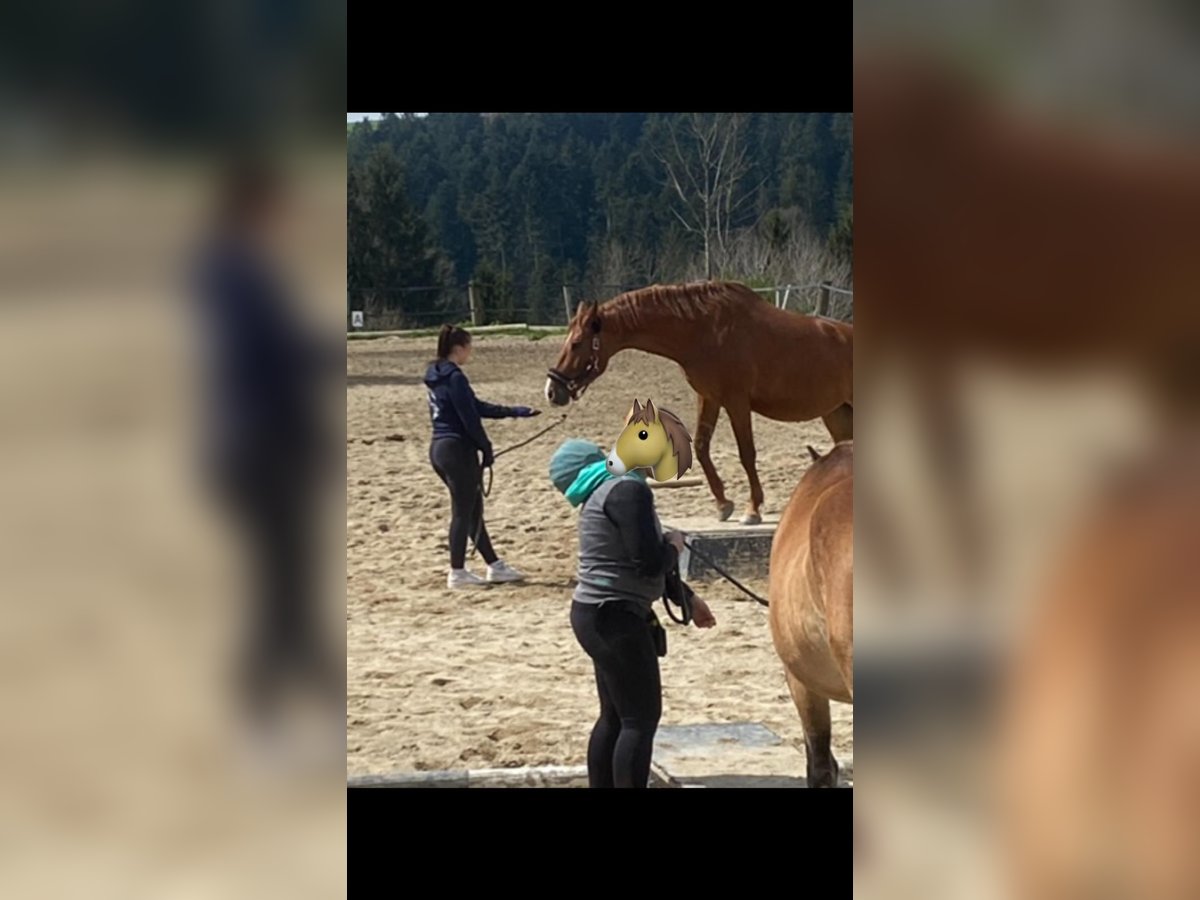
767, 441, 853, 787
856, 51, 1200, 588
545, 282, 853, 525
996, 436, 1200, 897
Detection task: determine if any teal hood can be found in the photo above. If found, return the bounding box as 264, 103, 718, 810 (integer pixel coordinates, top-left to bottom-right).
549, 438, 647, 507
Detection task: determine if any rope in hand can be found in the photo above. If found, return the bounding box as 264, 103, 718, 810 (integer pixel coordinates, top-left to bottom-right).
468, 411, 570, 558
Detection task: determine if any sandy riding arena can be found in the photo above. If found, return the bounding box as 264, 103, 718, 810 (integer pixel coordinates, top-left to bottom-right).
347, 331, 852, 777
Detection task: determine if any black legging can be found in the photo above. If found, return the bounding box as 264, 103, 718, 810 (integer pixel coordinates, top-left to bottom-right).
217, 453, 344, 723
430, 436, 496, 569
570, 600, 663, 788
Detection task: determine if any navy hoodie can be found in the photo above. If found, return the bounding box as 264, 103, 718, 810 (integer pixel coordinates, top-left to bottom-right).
192, 233, 338, 477
423, 359, 517, 454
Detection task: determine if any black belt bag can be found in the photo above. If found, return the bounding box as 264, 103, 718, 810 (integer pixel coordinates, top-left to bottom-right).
647, 610, 667, 657
597, 599, 668, 656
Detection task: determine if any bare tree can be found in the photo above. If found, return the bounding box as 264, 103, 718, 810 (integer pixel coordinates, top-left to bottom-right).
597, 237, 658, 288
721, 214, 851, 290
653, 113, 764, 280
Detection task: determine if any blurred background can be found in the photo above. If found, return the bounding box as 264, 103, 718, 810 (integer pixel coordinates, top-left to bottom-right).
0, 3, 346, 897
854, 2, 1200, 897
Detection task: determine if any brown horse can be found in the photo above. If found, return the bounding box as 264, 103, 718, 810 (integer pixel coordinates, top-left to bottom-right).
856, 50, 1200, 590
996, 435, 1200, 898
767, 441, 853, 787
545, 282, 853, 525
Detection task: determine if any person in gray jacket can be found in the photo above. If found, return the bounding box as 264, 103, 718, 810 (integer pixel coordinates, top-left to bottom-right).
549, 438, 716, 788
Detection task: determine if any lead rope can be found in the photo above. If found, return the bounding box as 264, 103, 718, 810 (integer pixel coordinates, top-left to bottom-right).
494, 412, 569, 461
468, 411, 571, 559
682, 538, 770, 607
661, 568, 694, 625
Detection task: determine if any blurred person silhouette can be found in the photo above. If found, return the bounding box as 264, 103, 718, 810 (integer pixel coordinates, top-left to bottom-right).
190, 154, 343, 759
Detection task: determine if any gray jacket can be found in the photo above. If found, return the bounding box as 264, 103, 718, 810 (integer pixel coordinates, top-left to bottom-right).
572, 475, 684, 610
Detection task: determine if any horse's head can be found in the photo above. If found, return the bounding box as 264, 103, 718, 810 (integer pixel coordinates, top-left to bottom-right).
607, 399, 669, 475
546, 300, 608, 406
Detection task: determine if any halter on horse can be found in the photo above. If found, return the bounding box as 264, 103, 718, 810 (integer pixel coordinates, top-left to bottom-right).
546, 306, 603, 401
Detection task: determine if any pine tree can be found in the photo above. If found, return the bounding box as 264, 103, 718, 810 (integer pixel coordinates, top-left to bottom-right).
349, 112, 852, 313
347, 145, 442, 327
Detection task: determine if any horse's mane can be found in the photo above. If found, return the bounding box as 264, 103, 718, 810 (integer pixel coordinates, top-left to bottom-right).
628, 400, 693, 479
604, 281, 759, 329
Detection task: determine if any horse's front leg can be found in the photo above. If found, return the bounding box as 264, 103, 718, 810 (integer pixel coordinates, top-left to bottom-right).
910, 361, 984, 598
695, 394, 734, 521
727, 402, 764, 525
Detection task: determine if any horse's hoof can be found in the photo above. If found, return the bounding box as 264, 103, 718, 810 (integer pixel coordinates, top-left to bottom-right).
741, 513, 762, 526
716, 501, 735, 521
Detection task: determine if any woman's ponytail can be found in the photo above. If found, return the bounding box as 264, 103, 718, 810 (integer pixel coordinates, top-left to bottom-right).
436, 323, 471, 360
436, 323, 455, 360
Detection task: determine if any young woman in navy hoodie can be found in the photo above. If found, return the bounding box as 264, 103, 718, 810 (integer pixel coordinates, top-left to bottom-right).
423, 324, 540, 589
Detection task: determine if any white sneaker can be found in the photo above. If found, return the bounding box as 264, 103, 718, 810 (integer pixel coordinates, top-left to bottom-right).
447, 568, 490, 590
486, 559, 526, 583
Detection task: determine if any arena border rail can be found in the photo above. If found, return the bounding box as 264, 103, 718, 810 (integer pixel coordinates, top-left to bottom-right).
348, 764, 591, 788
